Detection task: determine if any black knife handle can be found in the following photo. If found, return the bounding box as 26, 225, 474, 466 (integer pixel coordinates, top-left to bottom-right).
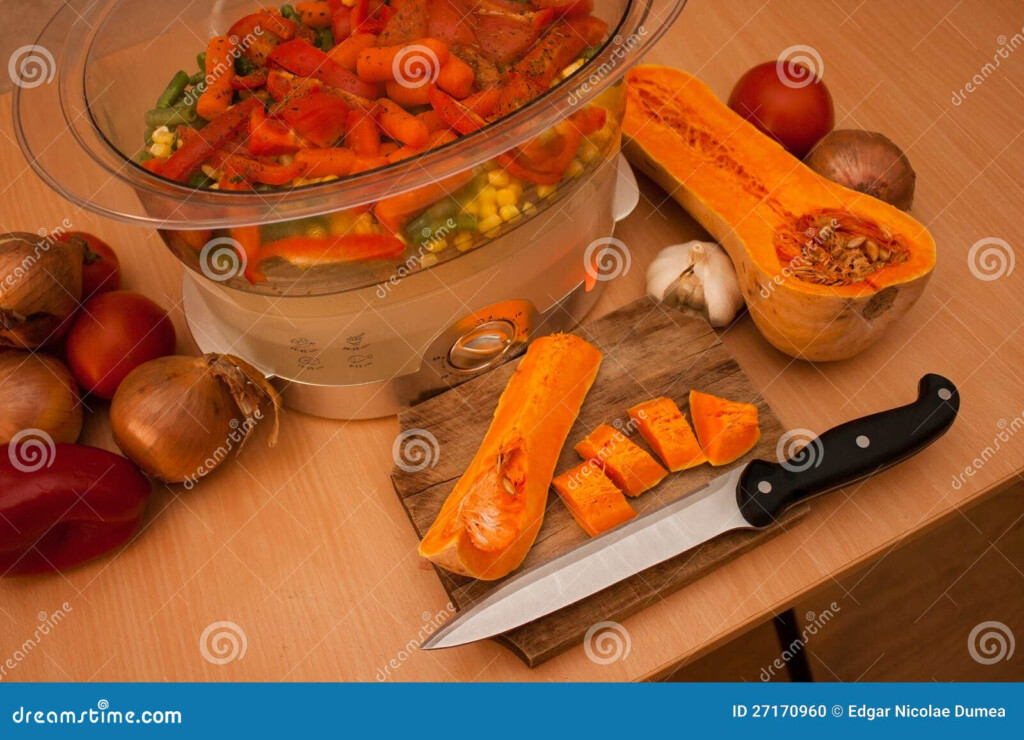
737, 374, 960, 528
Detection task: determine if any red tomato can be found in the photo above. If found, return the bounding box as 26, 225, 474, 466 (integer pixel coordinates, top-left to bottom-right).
65, 291, 176, 399
727, 61, 834, 159
59, 231, 122, 299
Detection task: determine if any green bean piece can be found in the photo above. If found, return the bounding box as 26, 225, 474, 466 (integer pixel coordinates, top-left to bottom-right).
405, 214, 434, 243
189, 70, 206, 86
280, 4, 298, 21
454, 214, 478, 232
156, 70, 190, 109
137, 150, 154, 164
144, 104, 197, 128
196, 51, 207, 71
235, 56, 255, 77
188, 171, 214, 188
315, 28, 335, 52
144, 126, 156, 146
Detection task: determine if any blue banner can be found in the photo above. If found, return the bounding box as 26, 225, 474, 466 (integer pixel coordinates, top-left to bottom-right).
0, 683, 1020, 737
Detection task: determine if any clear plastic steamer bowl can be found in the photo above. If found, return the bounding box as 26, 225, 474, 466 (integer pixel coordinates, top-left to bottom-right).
15, 0, 688, 417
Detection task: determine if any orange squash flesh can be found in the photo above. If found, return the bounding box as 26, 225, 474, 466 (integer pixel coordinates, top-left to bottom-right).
623, 66, 936, 361
688, 390, 761, 466
574, 423, 667, 497
418, 334, 603, 579
627, 397, 707, 472
552, 462, 636, 537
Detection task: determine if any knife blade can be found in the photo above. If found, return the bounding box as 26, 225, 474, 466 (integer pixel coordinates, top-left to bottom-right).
422, 374, 960, 651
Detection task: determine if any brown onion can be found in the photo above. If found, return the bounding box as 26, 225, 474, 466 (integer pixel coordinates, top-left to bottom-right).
804, 130, 916, 211
0, 232, 84, 348
110, 353, 280, 485
0, 350, 83, 444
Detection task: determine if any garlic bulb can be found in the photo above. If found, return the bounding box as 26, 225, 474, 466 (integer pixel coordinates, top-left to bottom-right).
646, 241, 745, 327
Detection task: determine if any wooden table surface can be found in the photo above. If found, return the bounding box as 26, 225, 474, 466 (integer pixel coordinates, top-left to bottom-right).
1, 0, 1022, 682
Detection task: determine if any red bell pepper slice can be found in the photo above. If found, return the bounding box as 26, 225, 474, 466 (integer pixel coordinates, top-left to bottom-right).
327, 0, 353, 40
268, 39, 380, 99
210, 151, 303, 186
249, 105, 302, 155
161, 97, 262, 182
227, 12, 297, 66
277, 90, 350, 148
351, 0, 393, 34
1, 444, 150, 575
512, 16, 607, 85
258, 234, 407, 268
232, 69, 269, 90
428, 0, 479, 47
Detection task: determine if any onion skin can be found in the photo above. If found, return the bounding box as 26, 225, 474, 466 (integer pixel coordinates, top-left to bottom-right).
110, 354, 280, 484
804, 130, 916, 211
0, 351, 82, 445
0, 232, 83, 349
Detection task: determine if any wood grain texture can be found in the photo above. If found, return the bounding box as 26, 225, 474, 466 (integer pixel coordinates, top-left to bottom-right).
0, 0, 1021, 682
393, 298, 808, 666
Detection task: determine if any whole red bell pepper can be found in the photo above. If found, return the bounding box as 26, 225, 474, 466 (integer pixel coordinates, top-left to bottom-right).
268, 39, 380, 99
160, 97, 262, 181
1, 444, 150, 576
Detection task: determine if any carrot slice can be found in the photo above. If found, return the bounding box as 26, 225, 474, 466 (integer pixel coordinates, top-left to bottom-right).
196, 36, 236, 120
553, 462, 636, 537
327, 32, 378, 71
385, 78, 432, 106
628, 397, 708, 472
356, 37, 449, 83
436, 54, 475, 98
296, 1, 333, 28
374, 98, 430, 147
575, 424, 667, 496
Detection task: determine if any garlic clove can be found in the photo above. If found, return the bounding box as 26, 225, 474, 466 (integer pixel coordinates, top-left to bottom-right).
651, 240, 745, 327
646, 243, 695, 302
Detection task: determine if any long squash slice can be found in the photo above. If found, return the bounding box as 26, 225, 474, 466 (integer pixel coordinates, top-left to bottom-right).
418, 334, 603, 579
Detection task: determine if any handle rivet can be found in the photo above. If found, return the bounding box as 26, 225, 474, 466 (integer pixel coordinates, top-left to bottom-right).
856, 435, 870, 448
757, 481, 772, 494
938, 388, 952, 401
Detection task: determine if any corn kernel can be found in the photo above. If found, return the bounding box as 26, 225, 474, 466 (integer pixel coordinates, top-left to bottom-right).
566, 159, 584, 178
499, 205, 521, 222
201, 165, 220, 180
487, 169, 510, 188
537, 184, 557, 199
152, 126, 174, 145
463, 202, 479, 217
455, 232, 474, 251
560, 59, 585, 80
419, 253, 439, 268
149, 142, 172, 158
522, 201, 536, 215
478, 214, 503, 234
479, 203, 498, 220
579, 141, 599, 164
496, 188, 517, 208
478, 185, 497, 206
508, 182, 523, 199
424, 237, 448, 253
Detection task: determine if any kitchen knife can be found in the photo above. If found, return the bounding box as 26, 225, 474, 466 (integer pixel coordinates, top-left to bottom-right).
422, 374, 959, 651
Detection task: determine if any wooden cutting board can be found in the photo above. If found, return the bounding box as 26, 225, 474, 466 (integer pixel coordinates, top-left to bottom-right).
392, 296, 808, 667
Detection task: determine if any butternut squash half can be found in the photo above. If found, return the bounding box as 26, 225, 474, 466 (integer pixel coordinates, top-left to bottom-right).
418, 334, 603, 580
623, 66, 936, 361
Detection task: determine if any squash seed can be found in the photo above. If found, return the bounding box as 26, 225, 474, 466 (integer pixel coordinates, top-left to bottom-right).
846, 235, 866, 249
